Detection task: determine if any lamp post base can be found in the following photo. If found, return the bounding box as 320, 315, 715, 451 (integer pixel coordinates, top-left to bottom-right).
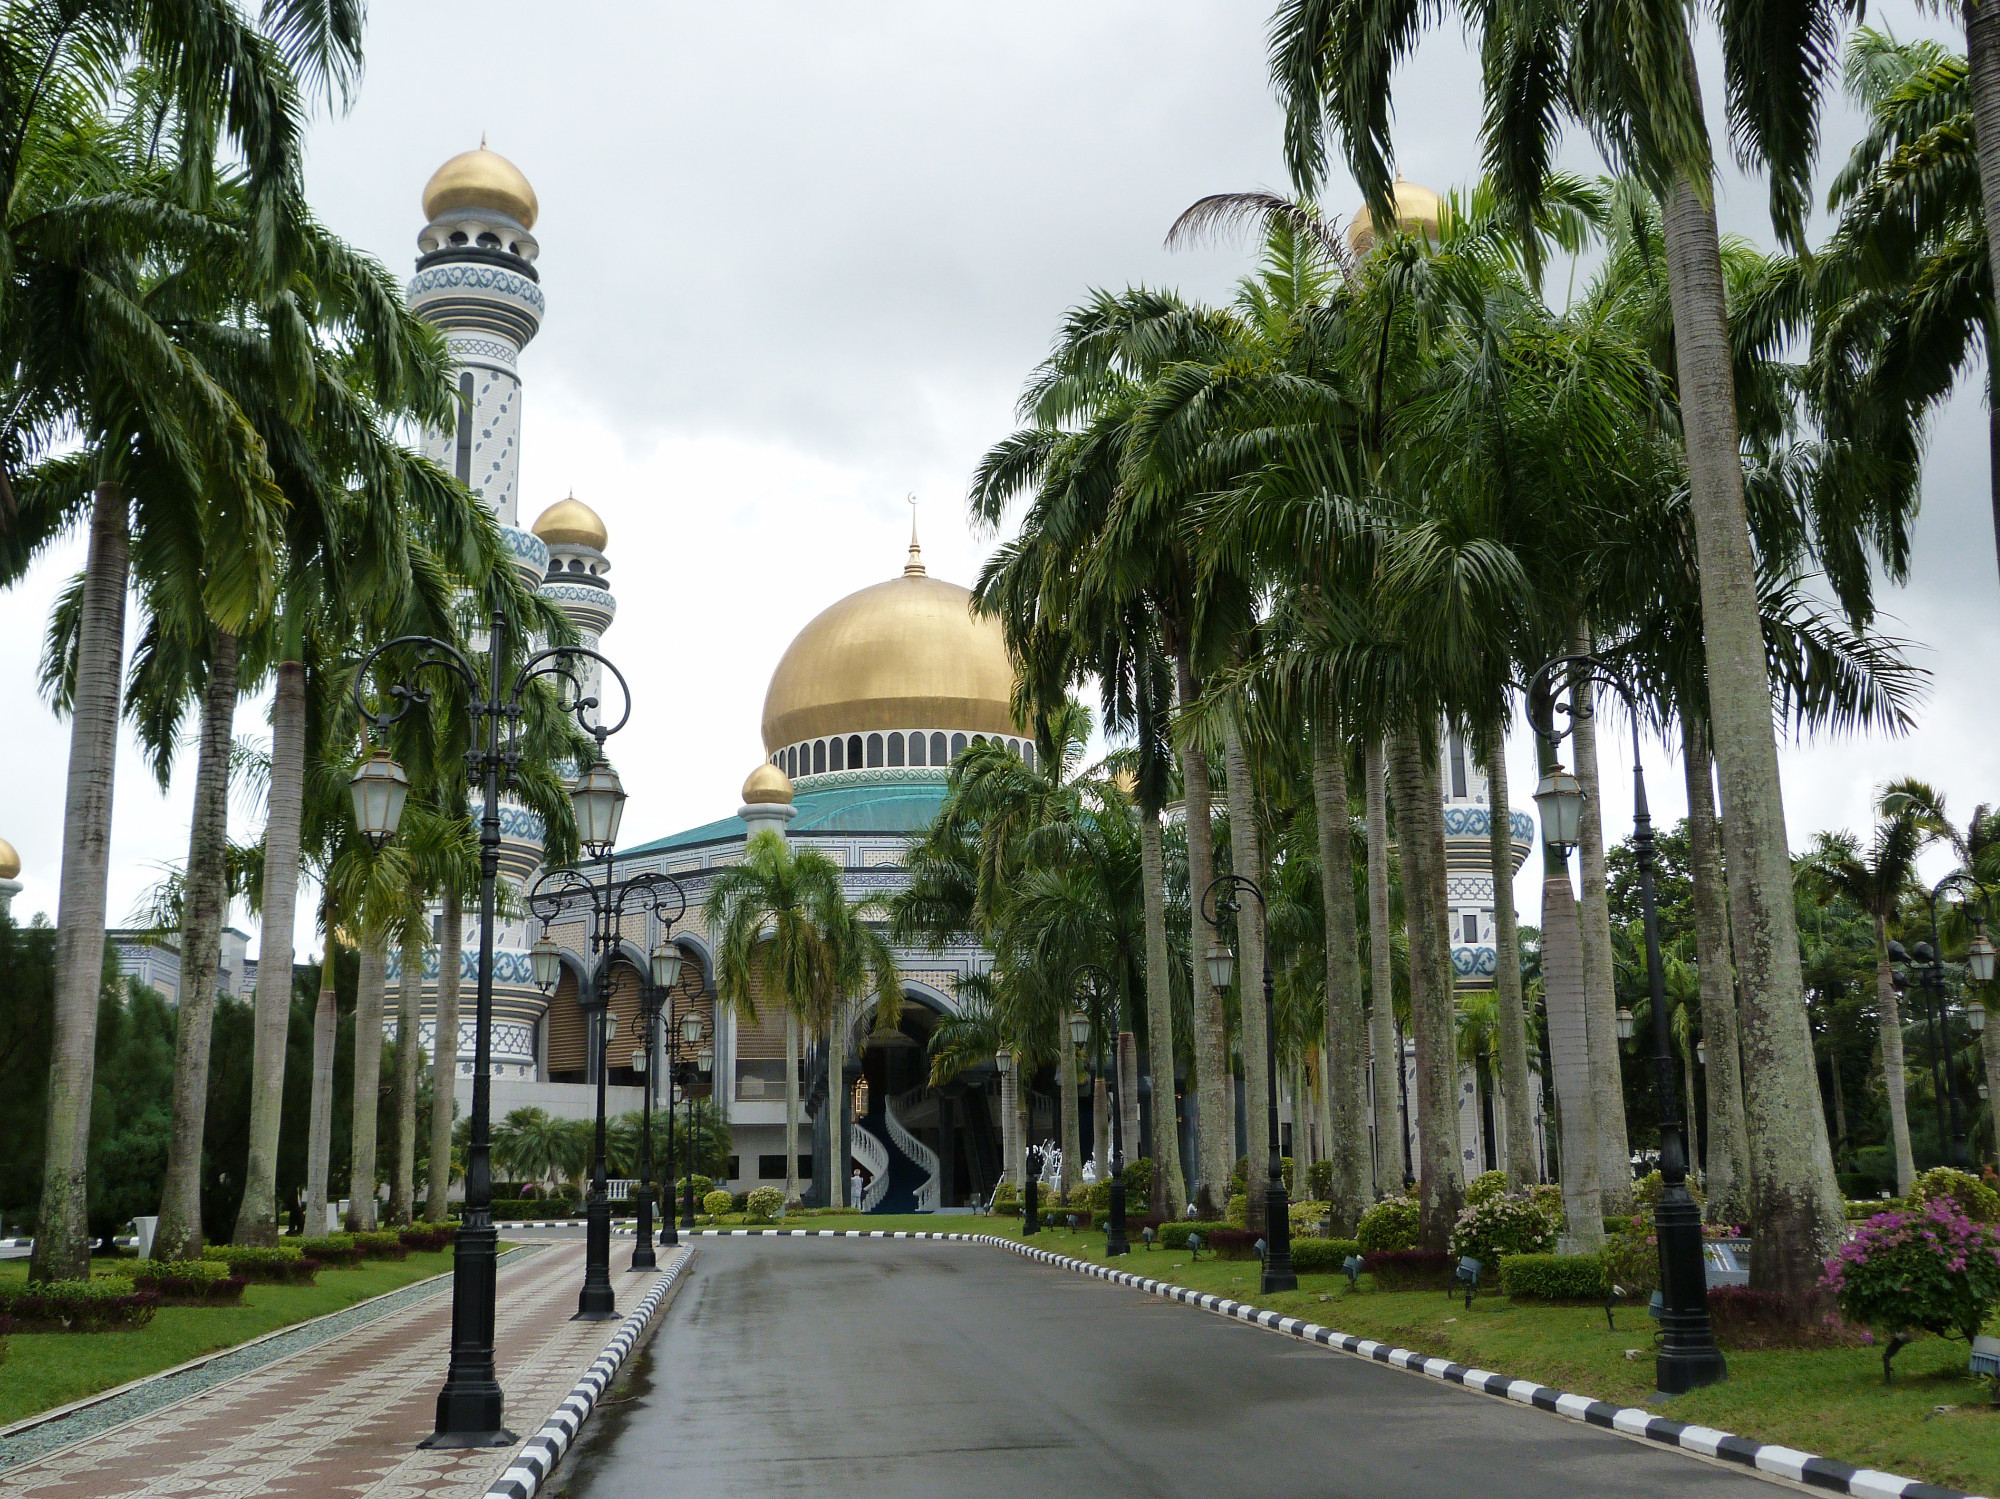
1654, 1191, 1726, 1393
1261, 1179, 1297, 1295
574, 1190, 617, 1321
1105, 1174, 1129, 1256
421, 1220, 516, 1448
630, 1186, 656, 1272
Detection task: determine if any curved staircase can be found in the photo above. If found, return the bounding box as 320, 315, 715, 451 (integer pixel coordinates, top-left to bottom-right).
854, 1094, 937, 1213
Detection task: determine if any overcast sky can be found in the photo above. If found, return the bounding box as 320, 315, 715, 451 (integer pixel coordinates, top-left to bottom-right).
0, 2, 1988, 954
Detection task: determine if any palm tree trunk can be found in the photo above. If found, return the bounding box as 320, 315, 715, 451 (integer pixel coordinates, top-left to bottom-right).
389, 925, 422, 1225
235, 656, 306, 1246
1386, 726, 1463, 1248
1684, 724, 1751, 1222
1177, 656, 1231, 1218
33, 484, 130, 1284
1059, 1028, 1083, 1202
1139, 804, 1186, 1216
1221, 712, 1270, 1235
1968, 0, 2000, 595
1313, 716, 1370, 1231
1093, 1074, 1110, 1172
784, 1011, 800, 1204
154, 629, 239, 1262
305, 955, 337, 1236
1480, 718, 1537, 1190
346, 934, 388, 1232
1118, 1031, 1139, 1175
1662, 160, 1846, 1303
1365, 737, 1399, 1197
425, 895, 462, 1222
1981, 1016, 2000, 1170
1567, 631, 1635, 1213
1873, 924, 1918, 1194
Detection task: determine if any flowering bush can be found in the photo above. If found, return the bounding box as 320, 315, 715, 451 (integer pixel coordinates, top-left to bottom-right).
1823, 1199, 2000, 1344
1601, 1223, 1661, 1298
1464, 1170, 1509, 1208
1907, 1167, 2000, 1226
744, 1186, 785, 1223
1527, 1182, 1566, 1232
1449, 1194, 1558, 1267
1356, 1196, 1420, 1253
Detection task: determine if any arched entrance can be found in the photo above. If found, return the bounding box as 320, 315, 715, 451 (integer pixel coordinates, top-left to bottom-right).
813, 989, 1000, 1212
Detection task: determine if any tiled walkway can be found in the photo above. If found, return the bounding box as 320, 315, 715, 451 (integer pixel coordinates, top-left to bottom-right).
0, 1238, 682, 1499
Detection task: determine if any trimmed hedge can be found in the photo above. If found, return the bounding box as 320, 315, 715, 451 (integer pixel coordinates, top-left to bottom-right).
1159, 1220, 1225, 1250
398, 1224, 457, 1253
1356, 1197, 1420, 1253
1499, 1253, 1609, 1301
114, 1260, 246, 1305
1361, 1250, 1454, 1290
491, 1197, 575, 1220
201, 1245, 319, 1283
0, 1278, 159, 1331
294, 1234, 365, 1267
1289, 1238, 1362, 1274
352, 1231, 408, 1260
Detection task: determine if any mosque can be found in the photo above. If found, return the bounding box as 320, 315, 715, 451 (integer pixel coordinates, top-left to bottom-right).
394, 146, 1546, 1209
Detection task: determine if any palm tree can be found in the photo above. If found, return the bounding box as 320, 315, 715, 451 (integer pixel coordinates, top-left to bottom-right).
1270, 0, 1859, 1303
707, 830, 900, 1206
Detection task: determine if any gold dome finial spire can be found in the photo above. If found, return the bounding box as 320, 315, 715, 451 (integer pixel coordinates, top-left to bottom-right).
904, 492, 925, 577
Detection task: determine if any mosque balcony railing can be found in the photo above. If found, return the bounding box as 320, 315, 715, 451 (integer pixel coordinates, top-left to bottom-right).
734, 1056, 804, 1101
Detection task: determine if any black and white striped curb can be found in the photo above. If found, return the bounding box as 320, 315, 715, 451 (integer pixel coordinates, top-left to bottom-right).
482, 1252, 691, 1499
685, 1227, 981, 1239
983, 1236, 1982, 1499
493, 1220, 634, 1230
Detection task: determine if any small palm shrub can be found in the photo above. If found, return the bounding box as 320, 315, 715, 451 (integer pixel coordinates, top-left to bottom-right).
1907, 1166, 2000, 1225
702, 1190, 733, 1217
1824, 1198, 2000, 1350
744, 1186, 785, 1223
1449, 1194, 1557, 1267
1356, 1196, 1420, 1253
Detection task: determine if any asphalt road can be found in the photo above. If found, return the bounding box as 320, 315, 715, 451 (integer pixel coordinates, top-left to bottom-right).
558, 1239, 1783, 1499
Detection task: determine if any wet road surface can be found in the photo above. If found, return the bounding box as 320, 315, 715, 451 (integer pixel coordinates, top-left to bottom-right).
560, 1237, 1786, 1499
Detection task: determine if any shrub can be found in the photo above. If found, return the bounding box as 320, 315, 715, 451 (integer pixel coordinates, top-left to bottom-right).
1121, 1157, 1154, 1213
202, 1245, 319, 1284
352, 1231, 408, 1260
674, 1176, 715, 1204
1464, 1170, 1509, 1208
1356, 1197, 1420, 1254
1044, 1206, 1093, 1229
1289, 1238, 1361, 1274
1500, 1253, 1608, 1301
990, 1180, 1020, 1212
1229, 1157, 1249, 1197
1836, 1172, 1878, 1200
702, 1190, 733, 1217
1361, 1250, 1453, 1290
1824, 1199, 2000, 1344
1225, 1195, 1247, 1227
1527, 1183, 1565, 1231
294, 1234, 365, 1267
1198, 1227, 1271, 1260
730, 1192, 750, 1213
744, 1186, 785, 1223
1599, 1223, 1660, 1298
491, 1197, 573, 1220
1633, 1170, 1704, 1210
0, 1279, 159, 1331
1289, 1200, 1331, 1235
1449, 1194, 1557, 1267
1159, 1221, 1224, 1250
106, 1260, 245, 1305
398, 1225, 456, 1254
1307, 1159, 1335, 1202
1907, 1166, 2000, 1225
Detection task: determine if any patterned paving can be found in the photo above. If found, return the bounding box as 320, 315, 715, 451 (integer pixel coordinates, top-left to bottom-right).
0, 1239, 683, 1499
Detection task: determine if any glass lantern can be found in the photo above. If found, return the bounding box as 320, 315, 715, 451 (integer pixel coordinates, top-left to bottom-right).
1532, 764, 1585, 856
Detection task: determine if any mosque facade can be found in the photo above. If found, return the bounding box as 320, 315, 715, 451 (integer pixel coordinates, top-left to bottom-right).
397, 148, 1544, 1208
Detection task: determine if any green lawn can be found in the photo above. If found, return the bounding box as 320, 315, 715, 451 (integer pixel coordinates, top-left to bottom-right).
971, 1223, 2000, 1495
0, 1249, 462, 1427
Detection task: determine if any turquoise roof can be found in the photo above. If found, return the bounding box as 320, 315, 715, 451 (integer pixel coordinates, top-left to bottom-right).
619, 777, 948, 857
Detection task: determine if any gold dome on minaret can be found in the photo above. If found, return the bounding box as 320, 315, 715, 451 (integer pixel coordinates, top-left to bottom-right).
422, 145, 539, 229
742, 763, 795, 806
0, 837, 18, 880
1346, 174, 1443, 255
761, 532, 1021, 751
532, 493, 607, 551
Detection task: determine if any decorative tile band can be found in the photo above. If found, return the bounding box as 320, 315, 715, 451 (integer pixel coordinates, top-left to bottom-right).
642, 1230, 1978, 1499
483, 1252, 692, 1499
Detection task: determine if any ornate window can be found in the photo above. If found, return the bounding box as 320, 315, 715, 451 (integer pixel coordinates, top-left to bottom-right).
830, 736, 845, 772
813, 739, 827, 774
931, 732, 948, 764
950, 732, 967, 758
908, 731, 927, 767
866, 733, 884, 768
1023, 742, 1036, 773
887, 732, 905, 767
848, 734, 863, 768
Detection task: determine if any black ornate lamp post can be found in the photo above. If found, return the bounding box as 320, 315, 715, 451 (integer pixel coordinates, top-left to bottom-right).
1023, 1142, 1043, 1235
664, 1009, 710, 1228
1898, 874, 1994, 1169
527, 864, 685, 1321
1200, 875, 1296, 1295
350, 608, 629, 1447
1070, 963, 1130, 1255
1528, 653, 1725, 1394
622, 936, 687, 1267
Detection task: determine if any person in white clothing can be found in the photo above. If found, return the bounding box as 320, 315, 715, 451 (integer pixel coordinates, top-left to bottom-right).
851, 1167, 865, 1208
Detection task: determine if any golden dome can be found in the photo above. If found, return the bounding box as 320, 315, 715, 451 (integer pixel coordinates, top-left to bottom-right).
742, 763, 795, 805
0, 837, 17, 880
422, 146, 538, 230
1346, 175, 1444, 255
761, 543, 1021, 751
532, 493, 607, 551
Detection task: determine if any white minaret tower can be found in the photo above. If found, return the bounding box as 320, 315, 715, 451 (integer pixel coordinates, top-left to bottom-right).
529, 493, 616, 735
401, 145, 553, 1093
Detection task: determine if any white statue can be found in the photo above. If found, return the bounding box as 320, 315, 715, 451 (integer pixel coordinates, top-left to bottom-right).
1081, 1156, 1099, 1185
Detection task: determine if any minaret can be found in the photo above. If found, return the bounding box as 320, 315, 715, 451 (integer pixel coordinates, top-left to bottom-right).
530, 493, 616, 742
400, 145, 553, 1090
409, 144, 547, 585
0, 837, 19, 918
